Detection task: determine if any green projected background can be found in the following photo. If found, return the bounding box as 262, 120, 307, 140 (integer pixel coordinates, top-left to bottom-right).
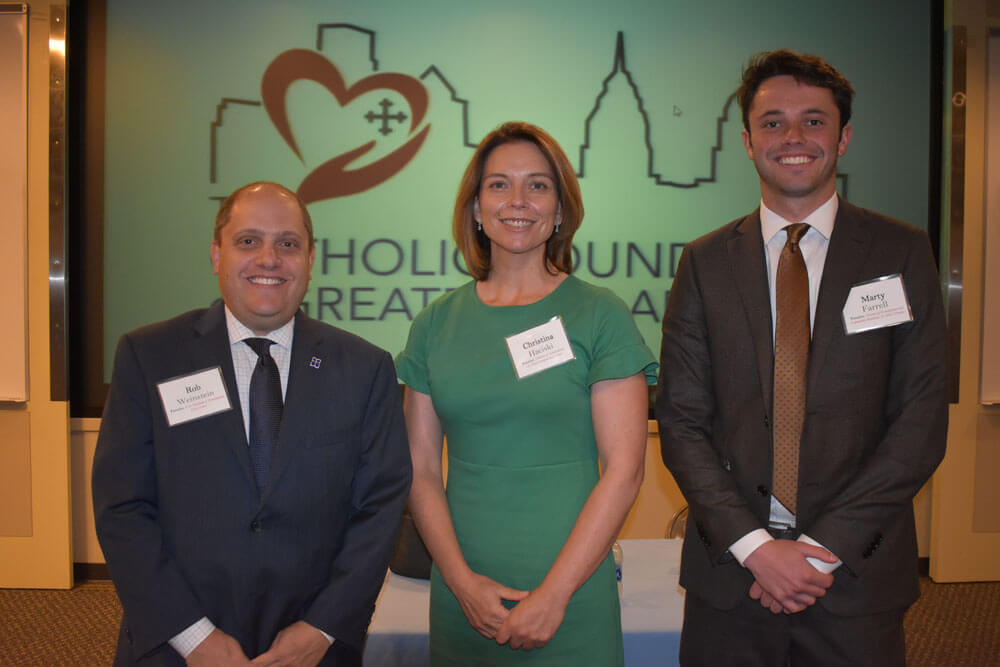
103, 0, 932, 378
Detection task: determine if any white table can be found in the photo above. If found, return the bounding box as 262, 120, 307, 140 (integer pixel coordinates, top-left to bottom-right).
364, 539, 684, 666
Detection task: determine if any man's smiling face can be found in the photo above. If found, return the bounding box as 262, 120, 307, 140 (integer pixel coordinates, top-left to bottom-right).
210, 185, 315, 334
742, 74, 852, 220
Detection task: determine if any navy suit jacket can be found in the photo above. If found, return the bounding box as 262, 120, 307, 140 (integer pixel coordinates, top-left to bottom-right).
656, 200, 947, 615
93, 301, 412, 664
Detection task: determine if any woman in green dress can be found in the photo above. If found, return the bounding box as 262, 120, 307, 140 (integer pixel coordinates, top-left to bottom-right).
396, 122, 657, 665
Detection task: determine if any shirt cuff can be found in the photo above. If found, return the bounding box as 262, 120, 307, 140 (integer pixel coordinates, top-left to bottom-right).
168, 617, 216, 659
798, 533, 843, 573
729, 528, 773, 566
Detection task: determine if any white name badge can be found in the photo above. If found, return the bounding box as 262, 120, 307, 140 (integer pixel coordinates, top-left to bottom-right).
157, 367, 233, 426
505, 316, 576, 380
842, 274, 914, 335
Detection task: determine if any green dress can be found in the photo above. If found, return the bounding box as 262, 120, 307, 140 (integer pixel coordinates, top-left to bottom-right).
396, 275, 657, 666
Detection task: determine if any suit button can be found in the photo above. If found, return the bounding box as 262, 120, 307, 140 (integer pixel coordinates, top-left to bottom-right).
722, 458, 732, 472
251, 520, 262, 532
757, 485, 769, 497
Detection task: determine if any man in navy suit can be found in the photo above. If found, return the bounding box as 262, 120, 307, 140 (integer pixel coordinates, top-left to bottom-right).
93, 182, 412, 666
656, 51, 947, 665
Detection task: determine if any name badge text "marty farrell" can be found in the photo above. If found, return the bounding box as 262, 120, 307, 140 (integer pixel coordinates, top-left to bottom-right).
842, 274, 913, 335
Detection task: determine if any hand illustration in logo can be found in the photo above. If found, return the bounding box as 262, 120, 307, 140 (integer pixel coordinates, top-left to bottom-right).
261, 49, 430, 203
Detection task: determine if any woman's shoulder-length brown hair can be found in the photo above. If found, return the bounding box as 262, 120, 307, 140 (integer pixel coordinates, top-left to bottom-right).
452, 122, 583, 281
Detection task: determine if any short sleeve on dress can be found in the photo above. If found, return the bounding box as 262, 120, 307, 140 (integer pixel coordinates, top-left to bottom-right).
586, 290, 659, 387
395, 303, 433, 394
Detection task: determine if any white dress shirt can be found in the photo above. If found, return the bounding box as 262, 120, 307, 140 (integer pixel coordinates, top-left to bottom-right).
225, 307, 294, 435
728, 194, 843, 575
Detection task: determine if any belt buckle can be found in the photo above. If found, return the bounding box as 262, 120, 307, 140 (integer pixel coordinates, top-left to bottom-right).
767, 521, 796, 539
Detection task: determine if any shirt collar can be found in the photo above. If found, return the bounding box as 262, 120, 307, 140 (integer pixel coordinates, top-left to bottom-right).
760, 192, 839, 244
224, 305, 295, 349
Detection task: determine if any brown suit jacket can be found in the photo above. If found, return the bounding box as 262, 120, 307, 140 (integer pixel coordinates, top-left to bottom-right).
655, 199, 947, 615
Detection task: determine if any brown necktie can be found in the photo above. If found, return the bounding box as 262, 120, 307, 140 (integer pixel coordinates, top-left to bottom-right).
772, 223, 810, 514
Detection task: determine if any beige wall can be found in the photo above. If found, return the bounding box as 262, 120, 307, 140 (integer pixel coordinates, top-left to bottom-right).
72, 418, 104, 564
929, 0, 1000, 582
0, 0, 73, 589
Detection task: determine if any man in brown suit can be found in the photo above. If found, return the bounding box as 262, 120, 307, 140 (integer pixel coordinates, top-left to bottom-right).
656, 50, 947, 665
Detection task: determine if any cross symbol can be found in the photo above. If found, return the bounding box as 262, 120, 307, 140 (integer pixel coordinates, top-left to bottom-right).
365, 98, 408, 136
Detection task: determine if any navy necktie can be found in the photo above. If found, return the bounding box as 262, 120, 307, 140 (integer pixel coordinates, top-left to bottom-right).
245, 337, 282, 491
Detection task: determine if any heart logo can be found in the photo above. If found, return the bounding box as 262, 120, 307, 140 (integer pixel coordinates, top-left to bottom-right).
261, 49, 430, 203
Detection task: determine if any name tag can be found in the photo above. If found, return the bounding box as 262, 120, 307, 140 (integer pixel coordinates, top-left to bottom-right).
842, 274, 913, 335
157, 367, 233, 426
505, 316, 576, 380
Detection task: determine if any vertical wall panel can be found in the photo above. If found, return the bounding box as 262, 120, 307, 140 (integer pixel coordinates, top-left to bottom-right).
0, 4, 29, 402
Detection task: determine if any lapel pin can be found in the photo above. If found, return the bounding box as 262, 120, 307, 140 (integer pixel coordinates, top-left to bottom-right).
309, 357, 322, 369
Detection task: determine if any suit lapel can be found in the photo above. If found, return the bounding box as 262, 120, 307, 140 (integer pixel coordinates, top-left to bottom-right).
192, 301, 257, 489
808, 200, 872, 396
264, 311, 325, 497
726, 210, 775, 418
